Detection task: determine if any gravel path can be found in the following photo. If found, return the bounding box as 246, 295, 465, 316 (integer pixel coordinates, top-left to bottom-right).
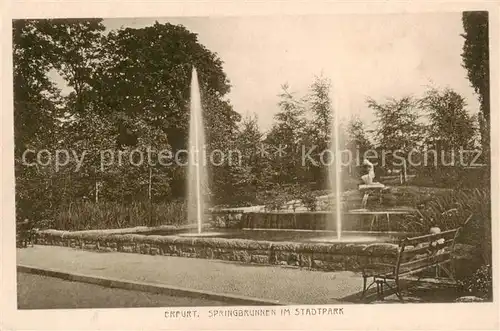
17, 245, 363, 304
18, 273, 230, 309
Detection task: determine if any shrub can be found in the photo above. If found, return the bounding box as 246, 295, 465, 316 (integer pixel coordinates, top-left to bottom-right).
388, 186, 453, 207
412, 166, 490, 189
52, 200, 188, 230
299, 191, 319, 211
457, 264, 493, 300
402, 188, 492, 297
209, 213, 243, 229
403, 188, 490, 234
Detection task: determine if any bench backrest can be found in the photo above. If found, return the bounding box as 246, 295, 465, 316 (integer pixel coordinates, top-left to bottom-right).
394, 228, 461, 278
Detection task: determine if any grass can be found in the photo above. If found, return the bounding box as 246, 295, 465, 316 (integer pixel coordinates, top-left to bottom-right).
402, 188, 491, 270
403, 188, 490, 231
52, 200, 188, 231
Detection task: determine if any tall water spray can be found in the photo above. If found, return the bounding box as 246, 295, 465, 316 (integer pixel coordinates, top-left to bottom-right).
329, 85, 343, 240
187, 67, 208, 234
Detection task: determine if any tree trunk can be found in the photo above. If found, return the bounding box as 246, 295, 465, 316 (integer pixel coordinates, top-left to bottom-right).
403, 158, 408, 184
148, 167, 152, 201
95, 181, 99, 204
148, 167, 153, 226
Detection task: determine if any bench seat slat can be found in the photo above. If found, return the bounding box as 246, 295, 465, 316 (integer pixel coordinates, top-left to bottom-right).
399, 252, 451, 273
397, 262, 452, 279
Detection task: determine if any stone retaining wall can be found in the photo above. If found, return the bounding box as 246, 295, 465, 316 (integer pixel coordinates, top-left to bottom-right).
34, 230, 399, 272
237, 212, 410, 231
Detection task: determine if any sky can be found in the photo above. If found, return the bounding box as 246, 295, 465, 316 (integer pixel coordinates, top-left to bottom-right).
52, 13, 480, 132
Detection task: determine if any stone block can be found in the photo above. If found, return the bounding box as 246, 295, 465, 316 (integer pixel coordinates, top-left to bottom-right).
313, 259, 325, 269
233, 250, 251, 263
275, 251, 290, 262
300, 254, 313, 268
323, 261, 345, 271
137, 244, 148, 254
83, 243, 97, 250
251, 255, 270, 264
220, 253, 233, 261
204, 248, 214, 259
287, 252, 299, 265
251, 249, 270, 256
313, 253, 337, 262
343, 255, 362, 270
120, 245, 134, 253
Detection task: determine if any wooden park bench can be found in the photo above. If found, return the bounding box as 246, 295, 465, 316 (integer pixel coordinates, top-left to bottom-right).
361, 226, 463, 302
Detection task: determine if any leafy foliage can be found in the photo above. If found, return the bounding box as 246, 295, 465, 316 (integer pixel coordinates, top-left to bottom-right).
421, 87, 476, 150
461, 11, 489, 121
13, 18, 492, 231
368, 96, 425, 153
265, 84, 307, 184
303, 76, 335, 187
36, 19, 106, 114
13, 20, 62, 222
345, 115, 373, 177
367, 96, 426, 184
461, 11, 490, 158
404, 188, 491, 264
457, 264, 492, 299
14, 19, 241, 222
307, 75, 332, 147
53, 200, 187, 230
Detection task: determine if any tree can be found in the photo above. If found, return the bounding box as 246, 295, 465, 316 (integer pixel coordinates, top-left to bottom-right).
89, 22, 241, 201
461, 11, 489, 158
32, 19, 121, 207
13, 20, 62, 221
307, 75, 332, 147
223, 113, 267, 204
421, 87, 476, 151
367, 96, 425, 181
93, 22, 233, 148
265, 83, 307, 184
36, 19, 106, 115
203, 92, 242, 204
13, 19, 242, 223
345, 115, 373, 174
13, 20, 61, 155
303, 75, 333, 187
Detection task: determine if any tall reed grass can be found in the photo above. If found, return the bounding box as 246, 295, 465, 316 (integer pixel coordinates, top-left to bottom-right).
53, 200, 188, 231
403, 188, 491, 264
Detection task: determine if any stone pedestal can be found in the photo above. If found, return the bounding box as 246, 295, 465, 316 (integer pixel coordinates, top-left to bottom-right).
358, 183, 387, 209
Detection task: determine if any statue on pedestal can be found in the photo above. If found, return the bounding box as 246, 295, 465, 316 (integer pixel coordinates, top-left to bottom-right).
358, 159, 386, 209
361, 159, 375, 185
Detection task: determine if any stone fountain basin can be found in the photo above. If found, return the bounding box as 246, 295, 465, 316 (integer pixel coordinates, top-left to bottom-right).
34, 228, 411, 272
143, 228, 408, 244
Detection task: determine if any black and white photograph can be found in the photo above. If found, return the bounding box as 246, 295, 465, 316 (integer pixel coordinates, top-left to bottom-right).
2, 2, 499, 330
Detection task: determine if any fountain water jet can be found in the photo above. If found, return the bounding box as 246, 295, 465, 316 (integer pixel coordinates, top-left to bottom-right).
187, 67, 209, 234
329, 83, 343, 240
